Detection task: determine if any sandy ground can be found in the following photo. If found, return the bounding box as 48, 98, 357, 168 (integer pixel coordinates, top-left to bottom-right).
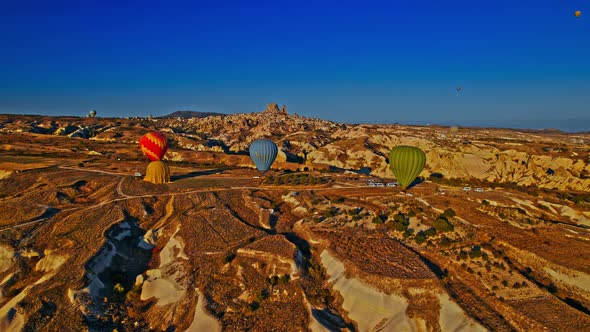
185, 288, 222, 332
537, 201, 559, 214
320, 250, 419, 332
543, 267, 590, 293
320, 250, 484, 332
159, 227, 189, 265
1, 273, 14, 288
35, 250, 67, 273
140, 269, 185, 306
438, 293, 487, 332
0, 170, 12, 180
510, 197, 543, 214
538, 200, 590, 226
140, 225, 188, 306
0, 245, 14, 274
237, 248, 298, 277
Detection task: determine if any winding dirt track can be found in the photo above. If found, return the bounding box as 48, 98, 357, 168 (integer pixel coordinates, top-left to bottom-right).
0, 167, 377, 234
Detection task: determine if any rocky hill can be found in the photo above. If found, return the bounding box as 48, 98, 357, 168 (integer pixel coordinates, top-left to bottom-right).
2, 104, 587, 191
160, 111, 227, 119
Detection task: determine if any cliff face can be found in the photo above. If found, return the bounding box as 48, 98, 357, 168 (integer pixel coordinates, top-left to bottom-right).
302, 125, 589, 191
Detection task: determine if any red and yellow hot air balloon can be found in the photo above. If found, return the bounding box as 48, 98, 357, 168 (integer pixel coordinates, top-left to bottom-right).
139, 132, 170, 184
139, 131, 168, 161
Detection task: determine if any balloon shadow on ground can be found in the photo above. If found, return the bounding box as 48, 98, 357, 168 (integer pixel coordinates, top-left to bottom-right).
406, 177, 425, 190
429, 172, 444, 179
170, 168, 225, 181
311, 309, 356, 331
328, 165, 372, 175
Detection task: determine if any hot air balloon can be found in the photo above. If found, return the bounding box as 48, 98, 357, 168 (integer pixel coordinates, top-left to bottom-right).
249, 139, 278, 172
89, 110, 97, 118
139, 132, 168, 161
457, 86, 462, 92
388, 146, 426, 188
139, 132, 170, 184
575, 10, 581, 18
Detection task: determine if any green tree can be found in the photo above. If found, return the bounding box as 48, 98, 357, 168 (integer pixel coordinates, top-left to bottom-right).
433, 218, 454, 232
372, 216, 383, 224
442, 208, 456, 218
414, 231, 426, 245
424, 227, 437, 237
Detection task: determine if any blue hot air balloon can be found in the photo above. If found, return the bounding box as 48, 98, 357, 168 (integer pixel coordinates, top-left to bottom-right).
249, 139, 278, 172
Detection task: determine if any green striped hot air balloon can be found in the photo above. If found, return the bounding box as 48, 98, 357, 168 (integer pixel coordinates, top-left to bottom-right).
389, 146, 426, 188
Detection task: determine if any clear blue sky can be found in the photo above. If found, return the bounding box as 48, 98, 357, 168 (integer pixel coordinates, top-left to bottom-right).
1, 0, 589, 131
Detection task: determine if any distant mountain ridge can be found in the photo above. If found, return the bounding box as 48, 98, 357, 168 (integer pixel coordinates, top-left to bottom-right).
160, 110, 226, 118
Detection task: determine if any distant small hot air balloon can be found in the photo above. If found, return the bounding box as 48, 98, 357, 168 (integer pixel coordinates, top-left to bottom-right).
139, 132, 168, 161
249, 139, 278, 172
89, 110, 97, 118
575, 10, 581, 18
457, 86, 462, 92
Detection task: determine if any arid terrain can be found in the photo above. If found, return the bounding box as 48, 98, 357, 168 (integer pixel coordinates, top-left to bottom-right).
0, 105, 589, 331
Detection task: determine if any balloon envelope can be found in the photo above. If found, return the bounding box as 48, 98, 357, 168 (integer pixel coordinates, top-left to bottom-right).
575, 10, 581, 18
140, 132, 168, 161
144, 160, 170, 184
249, 139, 278, 172
388, 146, 426, 188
